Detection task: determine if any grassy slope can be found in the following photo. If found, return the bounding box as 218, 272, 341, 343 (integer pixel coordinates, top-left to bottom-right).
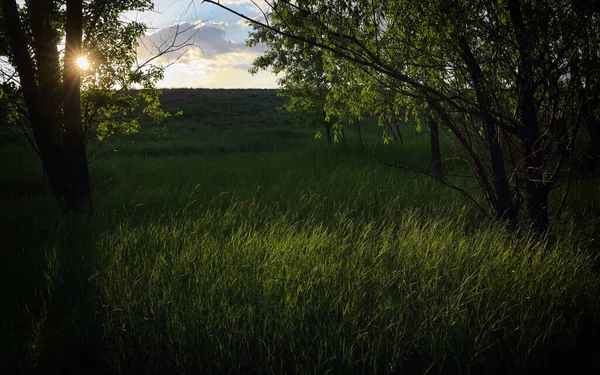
1, 89, 600, 374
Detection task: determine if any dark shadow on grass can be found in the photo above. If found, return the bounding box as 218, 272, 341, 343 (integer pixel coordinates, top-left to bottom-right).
0, 207, 132, 374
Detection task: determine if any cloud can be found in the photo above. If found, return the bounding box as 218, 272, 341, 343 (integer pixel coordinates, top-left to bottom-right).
138, 20, 276, 88
138, 22, 237, 61
236, 18, 250, 28
235, 14, 267, 29
216, 0, 271, 18
220, 0, 268, 6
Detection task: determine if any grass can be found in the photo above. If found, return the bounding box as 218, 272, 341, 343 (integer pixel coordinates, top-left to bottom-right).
1, 89, 600, 374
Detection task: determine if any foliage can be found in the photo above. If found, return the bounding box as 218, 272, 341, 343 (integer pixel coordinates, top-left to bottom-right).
78, 0, 181, 141
0, 0, 177, 143
0, 0, 187, 209
207, 0, 600, 231
246, 10, 416, 144
247, 14, 333, 139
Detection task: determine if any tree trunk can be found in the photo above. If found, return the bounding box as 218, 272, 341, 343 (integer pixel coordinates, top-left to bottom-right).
395, 121, 403, 144
582, 96, 600, 171
388, 124, 396, 143
521, 106, 548, 232
519, 78, 548, 232
429, 117, 442, 176
519, 73, 549, 233
459, 38, 517, 228
322, 110, 333, 145
525, 182, 549, 233
356, 121, 363, 147
568, 48, 599, 172
1, 0, 92, 212
63, 0, 91, 211
325, 123, 333, 145
430, 101, 499, 214
31, 127, 72, 203
487, 132, 517, 227
508, 0, 549, 232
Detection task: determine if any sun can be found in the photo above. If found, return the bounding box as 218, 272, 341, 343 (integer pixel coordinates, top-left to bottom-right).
76, 57, 90, 70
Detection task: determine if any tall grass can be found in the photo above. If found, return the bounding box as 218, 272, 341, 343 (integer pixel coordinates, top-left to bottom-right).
1, 89, 600, 373
7, 199, 600, 373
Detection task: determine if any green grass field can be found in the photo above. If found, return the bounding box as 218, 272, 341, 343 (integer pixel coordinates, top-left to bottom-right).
2, 89, 600, 374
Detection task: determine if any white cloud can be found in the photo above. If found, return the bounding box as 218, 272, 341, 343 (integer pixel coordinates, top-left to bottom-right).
138, 20, 276, 88
217, 0, 271, 18
235, 14, 267, 29
138, 22, 236, 61
221, 0, 268, 5
236, 18, 250, 28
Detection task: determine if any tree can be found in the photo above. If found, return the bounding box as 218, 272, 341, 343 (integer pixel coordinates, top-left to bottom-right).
247, 15, 336, 144
247, 12, 418, 149
205, 0, 597, 232
0, 0, 186, 212
569, 0, 600, 172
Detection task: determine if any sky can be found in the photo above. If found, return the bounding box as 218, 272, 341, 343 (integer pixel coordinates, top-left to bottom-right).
129, 0, 278, 89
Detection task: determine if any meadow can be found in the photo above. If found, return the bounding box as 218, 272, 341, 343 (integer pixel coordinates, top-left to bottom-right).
1, 89, 600, 374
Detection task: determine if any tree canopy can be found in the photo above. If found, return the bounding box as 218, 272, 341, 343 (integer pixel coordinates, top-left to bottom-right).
207, 0, 600, 231
0, 0, 184, 210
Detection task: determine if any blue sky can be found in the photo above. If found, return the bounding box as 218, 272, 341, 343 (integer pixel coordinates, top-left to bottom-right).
132, 0, 278, 88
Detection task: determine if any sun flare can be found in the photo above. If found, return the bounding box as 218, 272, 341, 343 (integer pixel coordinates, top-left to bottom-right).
76, 57, 90, 70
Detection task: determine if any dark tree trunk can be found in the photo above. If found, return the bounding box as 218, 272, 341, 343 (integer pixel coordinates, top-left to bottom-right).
520, 99, 548, 232
568, 44, 600, 172
32, 127, 72, 202
63, 0, 91, 211
325, 124, 333, 145
520, 80, 549, 232
582, 96, 600, 171
431, 101, 500, 214
525, 183, 549, 233
1, 0, 91, 212
456, 39, 518, 228
521, 110, 548, 232
429, 117, 442, 176
388, 124, 396, 143
356, 121, 363, 147
486, 126, 517, 227
508, 0, 549, 232
395, 121, 403, 144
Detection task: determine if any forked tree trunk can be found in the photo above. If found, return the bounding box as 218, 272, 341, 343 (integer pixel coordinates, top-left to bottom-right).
1, 0, 91, 212
459, 38, 518, 228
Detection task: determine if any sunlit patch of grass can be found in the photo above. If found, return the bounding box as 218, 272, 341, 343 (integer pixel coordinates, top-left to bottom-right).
65, 202, 600, 373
